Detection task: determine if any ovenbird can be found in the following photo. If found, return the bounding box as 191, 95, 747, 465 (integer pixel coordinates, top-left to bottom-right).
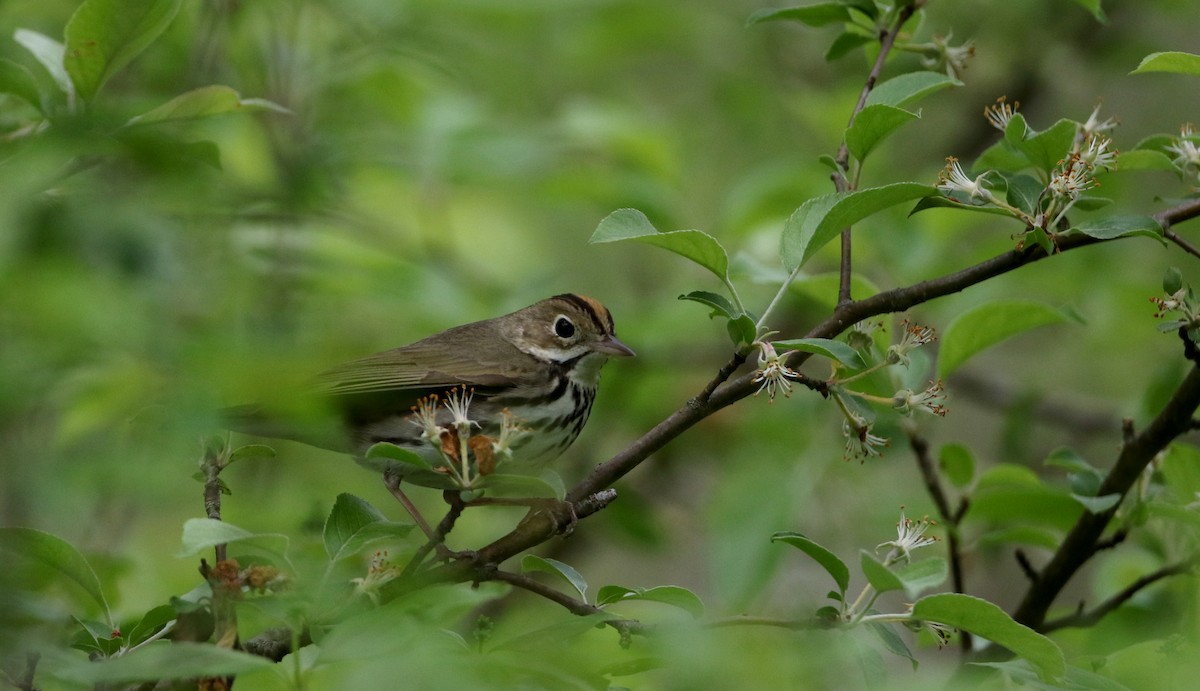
228, 294, 634, 474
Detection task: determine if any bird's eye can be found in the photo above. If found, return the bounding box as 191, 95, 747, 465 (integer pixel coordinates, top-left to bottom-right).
554, 316, 576, 339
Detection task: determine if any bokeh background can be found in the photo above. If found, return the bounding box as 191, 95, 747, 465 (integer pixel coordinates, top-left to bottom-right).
3, 0, 1200, 686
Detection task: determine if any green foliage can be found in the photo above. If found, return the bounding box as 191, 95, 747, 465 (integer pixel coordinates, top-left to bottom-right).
938, 300, 1079, 379
1132, 51, 1200, 76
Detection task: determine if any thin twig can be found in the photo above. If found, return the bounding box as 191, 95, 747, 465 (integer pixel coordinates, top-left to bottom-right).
490, 569, 646, 638
907, 429, 972, 653
1041, 559, 1199, 633
1166, 228, 1200, 260
1015, 550, 1038, 583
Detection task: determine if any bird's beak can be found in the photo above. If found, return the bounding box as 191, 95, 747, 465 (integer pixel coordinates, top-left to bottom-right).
595, 335, 636, 357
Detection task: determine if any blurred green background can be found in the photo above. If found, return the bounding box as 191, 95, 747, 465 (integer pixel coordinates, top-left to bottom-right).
3, 0, 1200, 685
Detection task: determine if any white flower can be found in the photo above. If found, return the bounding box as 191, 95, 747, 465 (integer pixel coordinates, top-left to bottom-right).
877, 508, 940, 564
492, 408, 529, 459
893, 381, 948, 417
1167, 125, 1200, 174
1080, 135, 1117, 172
752, 340, 800, 403
886, 321, 936, 367
921, 33, 975, 79
410, 394, 443, 442
351, 550, 401, 603
1080, 103, 1118, 139
1048, 156, 1098, 201
984, 96, 1019, 132
937, 157, 989, 201
843, 419, 889, 461
443, 385, 479, 435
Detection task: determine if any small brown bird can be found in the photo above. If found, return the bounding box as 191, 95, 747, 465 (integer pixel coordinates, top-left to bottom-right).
227, 294, 634, 474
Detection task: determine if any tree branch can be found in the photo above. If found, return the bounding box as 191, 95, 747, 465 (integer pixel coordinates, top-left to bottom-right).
1012, 364, 1200, 630
1040, 558, 1199, 633
489, 569, 645, 638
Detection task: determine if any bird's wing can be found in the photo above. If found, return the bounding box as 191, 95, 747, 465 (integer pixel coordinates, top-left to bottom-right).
312, 338, 526, 397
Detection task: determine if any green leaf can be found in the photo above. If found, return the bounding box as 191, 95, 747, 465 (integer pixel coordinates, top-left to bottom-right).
479, 473, 564, 500
0, 58, 44, 112
773, 337, 865, 368
825, 31, 872, 61
1164, 267, 1185, 297
522, 555, 588, 601
1115, 149, 1176, 171
939, 443, 975, 488
13, 29, 73, 98
746, 4, 850, 27
596, 585, 705, 618
365, 442, 432, 470
44, 642, 271, 685
177, 518, 289, 560
1070, 0, 1107, 22
124, 604, 176, 647
909, 195, 1015, 219
1070, 493, 1122, 514
1071, 216, 1165, 244
868, 621, 917, 670
864, 71, 961, 109
1002, 173, 1044, 217
892, 557, 948, 598
938, 300, 1076, 379
0, 527, 113, 627
591, 208, 729, 280
229, 443, 276, 462
912, 593, 1065, 682
63, 0, 183, 102
1131, 51, 1200, 76
678, 290, 739, 319
1016, 119, 1077, 173
771, 531, 850, 593
846, 104, 920, 162
780, 183, 935, 270
126, 85, 289, 126
323, 493, 387, 560
1043, 447, 1097, 476
727, 313, 757, 348
860, 550, 904, 594
364, 442, 462, 489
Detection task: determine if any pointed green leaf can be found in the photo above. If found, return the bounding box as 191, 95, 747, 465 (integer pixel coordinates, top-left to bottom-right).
1070, 493, 1122, 514
678, 290, 739, 319
781, 183, 935, 270
479, 472, 564, 499
846, 104, 920, 161
1072, 215, 1165, 244
229, 443, 276, 462
1071, 0, 1107, 23
909, 195, 1015, 219
727, 313, 757, 348
1016, 119, 1077, 173
596, 585, 705, 618
825, 31, 872, 61
913, 593, 1065, 682
772, 531, 850, 593
893, 557, 948, 598
1001, 173, 1045, 217
773, 338, 865, 368
1131, 51, 1200, 76
13, 29, 73, 98
44, 642, 272, 685
939, 443, 975, 488
868, 621, 918, 669
522, 555, 588, 601
126, 85, 288, 125
1115, 149, 1175, 171
1163, 267, 1185, 296
938, 300, 1076, 379
0, 58, 44, 112
63, 0, 183, 102
860, 550, 904, 594
591, 208, 728, 279
0, 527, 113, 627
177, 518, 289, 559
746, 4, 850, 27
864, 71, 961, 109
323, 493, 387, 559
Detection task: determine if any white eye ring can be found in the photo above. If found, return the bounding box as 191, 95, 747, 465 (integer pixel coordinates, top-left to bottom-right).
553, 315, 576, 339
